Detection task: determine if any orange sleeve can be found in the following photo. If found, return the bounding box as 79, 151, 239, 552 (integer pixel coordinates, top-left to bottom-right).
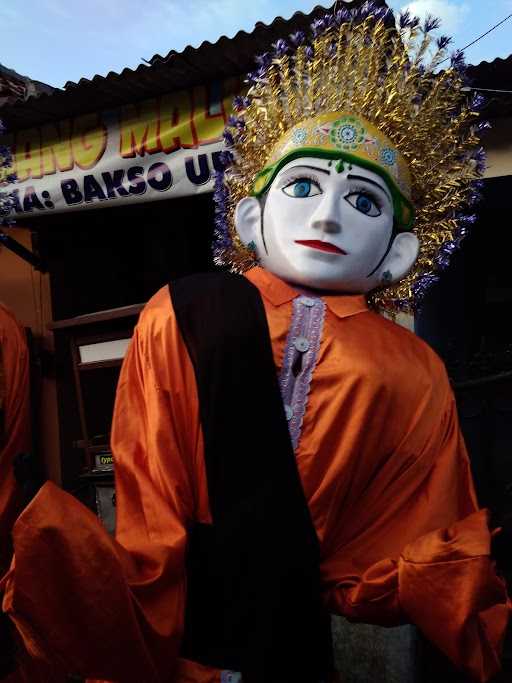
322, 397, 510, 683
1, 290, 202, 682
0, 305, 30, 571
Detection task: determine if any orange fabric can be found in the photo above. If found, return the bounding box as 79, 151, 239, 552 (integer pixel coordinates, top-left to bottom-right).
1, 267, 510, 682
0, 304, 30, 573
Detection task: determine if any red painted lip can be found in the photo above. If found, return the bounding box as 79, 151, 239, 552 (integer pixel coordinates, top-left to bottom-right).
295, 239, 346, 255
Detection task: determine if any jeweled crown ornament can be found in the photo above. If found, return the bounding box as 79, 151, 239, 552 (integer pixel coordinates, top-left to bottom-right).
213, 2, 487, 314
252, 111, 414, 230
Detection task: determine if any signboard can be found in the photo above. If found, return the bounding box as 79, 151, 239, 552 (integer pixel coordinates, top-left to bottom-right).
95, 452, 114, 471
1, 78, 241, 218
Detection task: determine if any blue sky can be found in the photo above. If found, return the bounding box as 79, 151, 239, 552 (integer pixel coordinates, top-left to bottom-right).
1, 0, 511, 89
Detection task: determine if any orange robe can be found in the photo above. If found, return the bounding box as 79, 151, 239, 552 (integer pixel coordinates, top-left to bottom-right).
0, 304, 30, 573
1, 267, 510, 682
0, 305, 31, 683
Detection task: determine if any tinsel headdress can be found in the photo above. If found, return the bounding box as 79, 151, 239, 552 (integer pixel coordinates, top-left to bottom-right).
0, 119, 17, 230
213, 1, 487, 314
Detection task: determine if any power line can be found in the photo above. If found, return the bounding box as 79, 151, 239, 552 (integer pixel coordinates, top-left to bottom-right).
461, 86, 512, 95
439, 12, 512, 66
458, 13, 512, 54
332, 3, 512, 69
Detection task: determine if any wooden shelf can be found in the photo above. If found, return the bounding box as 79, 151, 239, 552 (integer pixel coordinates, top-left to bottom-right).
78, 359, 124, 371
49, 303, 145, 331
80, 469, 114, 482
56, 304, 141, 476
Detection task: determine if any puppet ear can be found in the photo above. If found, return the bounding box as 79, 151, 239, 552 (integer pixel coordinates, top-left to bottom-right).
235, 197, 262, 248
382, 231, 420, 283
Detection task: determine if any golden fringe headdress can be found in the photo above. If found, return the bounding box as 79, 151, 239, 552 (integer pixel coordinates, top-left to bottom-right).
213, 2, 486, 313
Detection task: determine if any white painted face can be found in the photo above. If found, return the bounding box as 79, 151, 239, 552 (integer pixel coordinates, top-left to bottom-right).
235, 156, 419, 293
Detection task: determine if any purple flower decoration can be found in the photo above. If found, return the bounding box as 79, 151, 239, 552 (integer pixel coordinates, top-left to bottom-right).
455, 228, 468, 244
213, 171, 233, 260
471, 147, 487, 174
255, 51, 272, 67
451, 214, 475, 249
373, 6, 390, 22
476, 120, 491, 132
357, 1, 380, 21
399, 10, 421, 30
213, 187, 229, 207
217, 150, 234, 170
0, 122, 16, 230
233, 95, 250, 112
443, 240, 457, 254
467, 183, 483, 205
289, 30, 306, 47
272, 39, 288, 57
470, 91, 485, 111
334, 8, 351, 26
398, 10, 411, 29
457, 213, 477, 227
322, 12, 336, 29
450, 50, 466, 71
435, 254, 451, 270
223, 130, 235, 147
423, 14, 441, 33
436, 35, 452, 50
305, 45, 315, 61
412, 274, 440, 308
435, 240, 459, 270
227, 115, 245, 130
246, 65, 267, 84
311, 18, 325, 37
453, 225, 468, 246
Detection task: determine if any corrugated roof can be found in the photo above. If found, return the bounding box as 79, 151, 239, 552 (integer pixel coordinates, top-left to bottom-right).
2, 0, 510, 130
466, 54, 512, 118
0, 1, 368, 130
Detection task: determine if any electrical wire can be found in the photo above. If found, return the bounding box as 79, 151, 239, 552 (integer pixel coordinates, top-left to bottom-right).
456, 13, 512, 55
438, 13, 512, 66
461, 86, 512, 95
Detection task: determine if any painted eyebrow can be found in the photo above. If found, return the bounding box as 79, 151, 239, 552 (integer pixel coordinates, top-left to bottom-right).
280, 164, 331, 177
347, 174, 392, 201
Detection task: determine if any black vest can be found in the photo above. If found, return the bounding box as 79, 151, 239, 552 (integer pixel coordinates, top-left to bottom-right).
170, 272, 332, 683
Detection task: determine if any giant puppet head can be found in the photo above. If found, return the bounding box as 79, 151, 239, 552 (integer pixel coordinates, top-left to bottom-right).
235, 112, 419, 294
214, 3, 486, 314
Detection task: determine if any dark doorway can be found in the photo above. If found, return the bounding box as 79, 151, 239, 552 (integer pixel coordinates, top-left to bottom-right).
32, 192, 216, 320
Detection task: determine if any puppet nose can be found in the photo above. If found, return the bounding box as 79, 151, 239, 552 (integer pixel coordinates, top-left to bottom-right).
310, 193, 342, 234
311, 218, 341, 234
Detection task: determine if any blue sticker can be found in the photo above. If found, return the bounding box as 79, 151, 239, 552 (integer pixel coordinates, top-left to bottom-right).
221, 672, 242, 683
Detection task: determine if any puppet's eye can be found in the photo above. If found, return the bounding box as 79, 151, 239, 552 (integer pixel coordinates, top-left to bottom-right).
282, 178, 322, 198
345, 191, 381, 217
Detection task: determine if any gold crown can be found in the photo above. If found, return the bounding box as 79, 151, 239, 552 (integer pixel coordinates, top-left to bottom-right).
215, 4, 484, 313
